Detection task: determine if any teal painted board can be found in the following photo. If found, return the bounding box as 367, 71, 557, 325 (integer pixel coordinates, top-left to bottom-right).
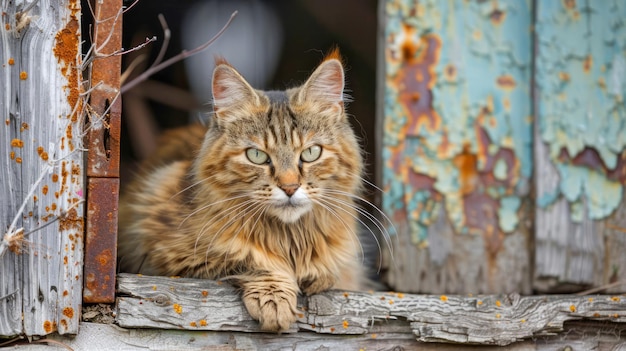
534, 0, 626, 292
380, 0, 533, 293
535, 0, 625, 220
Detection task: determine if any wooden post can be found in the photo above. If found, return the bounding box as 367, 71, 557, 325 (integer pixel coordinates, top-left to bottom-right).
379, 0, 533, 293
533, 0, 626, 293
0, 0, 84, 337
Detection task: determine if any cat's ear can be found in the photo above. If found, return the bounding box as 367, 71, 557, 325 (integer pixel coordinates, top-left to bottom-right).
297, 50, 346, 114
212, 59, 260, 118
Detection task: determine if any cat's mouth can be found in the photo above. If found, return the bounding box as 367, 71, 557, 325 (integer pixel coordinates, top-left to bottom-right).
269, 189, 312, 223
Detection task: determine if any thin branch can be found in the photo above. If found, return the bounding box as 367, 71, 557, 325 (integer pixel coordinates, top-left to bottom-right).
0, 165, 52, 258
122, 0, 141, 14
575, 280, 626, 295
105, 36, 156, 57
120, 55, 148, 85
150, 14, 171, 69
31, 339, 75, 351
0, 336, 23, 348
94, 7, 124, 53
17, 0, 40, 15
121, 10, 238, 94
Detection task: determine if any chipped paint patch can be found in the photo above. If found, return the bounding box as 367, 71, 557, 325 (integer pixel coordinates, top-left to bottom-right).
535, 0, 626, 221
382, 0, 533, 244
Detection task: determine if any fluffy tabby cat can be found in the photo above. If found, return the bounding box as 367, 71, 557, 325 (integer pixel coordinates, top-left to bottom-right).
118, 50, 368, 332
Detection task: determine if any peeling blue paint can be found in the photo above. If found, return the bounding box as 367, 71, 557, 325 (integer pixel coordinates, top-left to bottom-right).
535, 0, 626, 221
382, 0, 533, 245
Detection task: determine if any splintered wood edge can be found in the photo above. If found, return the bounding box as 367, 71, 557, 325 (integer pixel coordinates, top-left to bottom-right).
115, 273, 626, 346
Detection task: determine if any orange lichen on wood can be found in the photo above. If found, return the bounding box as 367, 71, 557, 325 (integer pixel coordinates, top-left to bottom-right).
63, 307, 74, 318
20, 71, 28, 80
173, 303, 183, 314
7, 58, 14, 65
11, 138, 24, 148
53, 6, 82, 117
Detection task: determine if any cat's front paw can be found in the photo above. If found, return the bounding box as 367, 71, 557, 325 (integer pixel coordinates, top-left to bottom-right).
242, 289, 297, 332
301, 274, 336, 296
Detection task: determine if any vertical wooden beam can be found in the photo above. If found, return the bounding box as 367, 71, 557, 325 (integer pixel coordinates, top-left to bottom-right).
83, 0, 122, 303
534, 0, 626, 292
379, 0, 533, 293
1, 0, 84, 337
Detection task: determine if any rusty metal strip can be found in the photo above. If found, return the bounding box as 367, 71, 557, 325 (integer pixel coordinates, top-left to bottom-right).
87, 0, 122, 177
84, 0, 122, 303
83, 178, 119, 303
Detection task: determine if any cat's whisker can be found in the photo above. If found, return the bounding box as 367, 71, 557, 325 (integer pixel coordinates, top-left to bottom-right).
179, 192, 251, 228
198, 201, 263, 277
168, 173, 220, 201
315, 197, 386, 273
205, 201, 268, 274
322, 188, 399, 245
227, 202, 269, 260
311, 198, 364, 264
320, 192, 394, 256
345, 171, 385, 194
192, 199, 257, 258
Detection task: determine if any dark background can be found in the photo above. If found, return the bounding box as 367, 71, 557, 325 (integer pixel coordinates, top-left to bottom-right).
117, 0, 379, 190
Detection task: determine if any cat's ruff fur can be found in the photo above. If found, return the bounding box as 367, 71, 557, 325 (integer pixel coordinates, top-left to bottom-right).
118, 51, 365, 332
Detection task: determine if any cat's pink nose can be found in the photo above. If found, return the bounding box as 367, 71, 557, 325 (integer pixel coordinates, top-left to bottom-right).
279, 183, 300, 197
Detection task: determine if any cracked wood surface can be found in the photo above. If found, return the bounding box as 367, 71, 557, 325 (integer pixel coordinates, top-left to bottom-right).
116, 274, 626, 347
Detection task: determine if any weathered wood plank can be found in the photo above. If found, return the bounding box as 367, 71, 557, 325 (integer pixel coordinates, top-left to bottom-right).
0, 321, 609, 350
0, 0, 84, 337
533, 0, 626, 292
379, 0, 533, 294
116, 274, 626, 346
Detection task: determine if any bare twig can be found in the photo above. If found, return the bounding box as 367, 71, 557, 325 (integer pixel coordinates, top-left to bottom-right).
121, 10, 238, 94
120, 55, 148, 85
0, 336, 23, 348
150, 14, 171, 69
31, 339, 75, 351
575, 280, 626, 295
109, 36, 157, 57
0, 165, 52, 259
17, 0, 40, 15
122, 0, 141, 14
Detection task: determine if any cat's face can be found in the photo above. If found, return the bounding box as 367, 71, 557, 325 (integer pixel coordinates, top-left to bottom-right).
195, 54, 363, 224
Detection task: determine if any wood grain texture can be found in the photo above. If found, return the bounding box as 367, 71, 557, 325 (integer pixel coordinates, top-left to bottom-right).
3, 321, 608, 350
0, 0, 84, 337
116, 274, 626, 347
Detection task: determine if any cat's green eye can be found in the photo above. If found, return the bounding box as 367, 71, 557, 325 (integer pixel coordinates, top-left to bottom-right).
246, 148, 269, 165
301, 145, 322, 163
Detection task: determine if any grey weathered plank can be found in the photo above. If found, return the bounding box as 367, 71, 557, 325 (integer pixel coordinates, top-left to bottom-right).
0, 0, 84, 337
116, 274, 626, 346
4, 320, 626, 350
533, 0, 626, 292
